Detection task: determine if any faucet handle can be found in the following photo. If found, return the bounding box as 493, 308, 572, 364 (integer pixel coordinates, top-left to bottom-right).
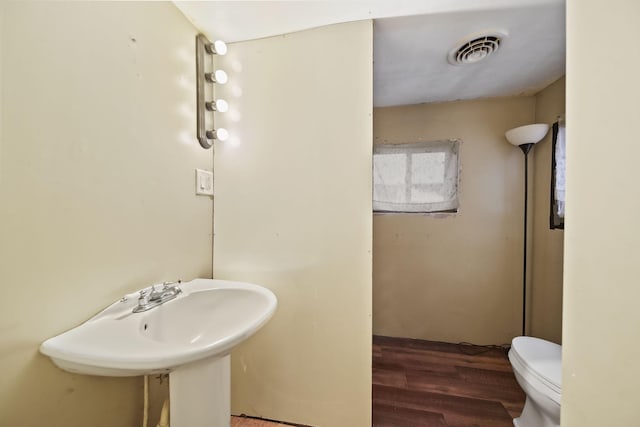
162, 280, 182, 290
138, 289, 150, 303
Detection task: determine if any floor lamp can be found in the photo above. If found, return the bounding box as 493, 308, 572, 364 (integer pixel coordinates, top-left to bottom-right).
505, 123, 549, 337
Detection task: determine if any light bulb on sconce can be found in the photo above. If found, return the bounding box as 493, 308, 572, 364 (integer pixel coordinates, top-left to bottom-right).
215, 70, 228, 84
205, 69, 228, 84
206, 128, 229, 141
206, 99, 229, 113
205, 40, 228, 56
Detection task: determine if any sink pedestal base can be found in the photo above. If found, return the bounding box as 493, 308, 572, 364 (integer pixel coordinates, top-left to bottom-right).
169, 355, 230, 427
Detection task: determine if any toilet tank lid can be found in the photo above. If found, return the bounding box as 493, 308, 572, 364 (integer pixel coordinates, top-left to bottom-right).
512, 336, 562, 390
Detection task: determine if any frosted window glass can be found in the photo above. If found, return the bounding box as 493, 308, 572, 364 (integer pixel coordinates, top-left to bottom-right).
411, 152, 445, 184
373, 140, 460, 213
373, 153, 405, 185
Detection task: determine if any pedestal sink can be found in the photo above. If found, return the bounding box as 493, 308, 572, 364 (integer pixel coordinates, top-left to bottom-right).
40, 278, 277, 427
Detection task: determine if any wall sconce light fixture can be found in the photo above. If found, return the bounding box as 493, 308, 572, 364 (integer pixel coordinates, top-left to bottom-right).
196, 34, 228, 149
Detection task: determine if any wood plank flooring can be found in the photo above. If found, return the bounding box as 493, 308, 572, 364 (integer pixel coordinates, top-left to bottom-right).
231, 416, 292, 427
232, 336, 524, 426
373, 335, 525, 427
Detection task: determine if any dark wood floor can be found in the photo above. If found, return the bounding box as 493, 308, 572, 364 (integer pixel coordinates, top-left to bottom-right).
373, 335, 525, 427
231, 416, 293, 426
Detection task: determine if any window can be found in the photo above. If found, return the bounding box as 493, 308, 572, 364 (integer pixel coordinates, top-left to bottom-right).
550, 119, 565, 229
373, 139, 460, 213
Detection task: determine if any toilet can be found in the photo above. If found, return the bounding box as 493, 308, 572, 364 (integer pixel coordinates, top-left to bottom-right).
508, 336, 562, 427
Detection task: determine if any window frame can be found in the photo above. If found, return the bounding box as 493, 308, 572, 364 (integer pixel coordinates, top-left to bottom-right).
373, 139, 461, 214
550, 120, 565, 229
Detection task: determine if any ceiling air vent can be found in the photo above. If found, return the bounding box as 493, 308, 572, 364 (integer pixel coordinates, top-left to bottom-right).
447, 31, 507, 66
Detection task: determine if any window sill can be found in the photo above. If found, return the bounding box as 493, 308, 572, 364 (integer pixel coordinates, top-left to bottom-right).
373, 210, 457, 217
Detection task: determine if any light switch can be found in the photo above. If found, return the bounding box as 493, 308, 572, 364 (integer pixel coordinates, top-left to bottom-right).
195, 169, 214, 196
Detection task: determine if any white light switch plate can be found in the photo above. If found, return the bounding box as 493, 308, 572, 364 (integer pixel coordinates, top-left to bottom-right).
195, 169, 214, 196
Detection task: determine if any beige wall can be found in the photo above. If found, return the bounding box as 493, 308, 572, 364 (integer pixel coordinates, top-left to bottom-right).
373, 97, 536, 344
531, 77, 565, 344
213, 21, 373, 427
0, 3, 209, 426
563, 0, 640, 425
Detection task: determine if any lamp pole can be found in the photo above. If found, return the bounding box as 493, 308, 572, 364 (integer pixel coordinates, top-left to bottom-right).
505, 123, 548, 338
519, 143, 534, 337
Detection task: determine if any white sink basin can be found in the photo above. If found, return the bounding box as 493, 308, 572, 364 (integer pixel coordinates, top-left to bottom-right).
40, 278, 277, 377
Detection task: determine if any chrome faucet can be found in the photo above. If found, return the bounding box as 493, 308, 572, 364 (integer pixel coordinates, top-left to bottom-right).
133, 280, 182, 313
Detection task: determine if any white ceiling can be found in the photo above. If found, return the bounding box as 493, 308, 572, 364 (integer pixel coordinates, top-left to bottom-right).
175, 0, 565, 107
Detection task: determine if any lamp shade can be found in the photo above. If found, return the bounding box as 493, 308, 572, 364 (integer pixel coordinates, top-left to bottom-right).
505, 123, 549, 146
